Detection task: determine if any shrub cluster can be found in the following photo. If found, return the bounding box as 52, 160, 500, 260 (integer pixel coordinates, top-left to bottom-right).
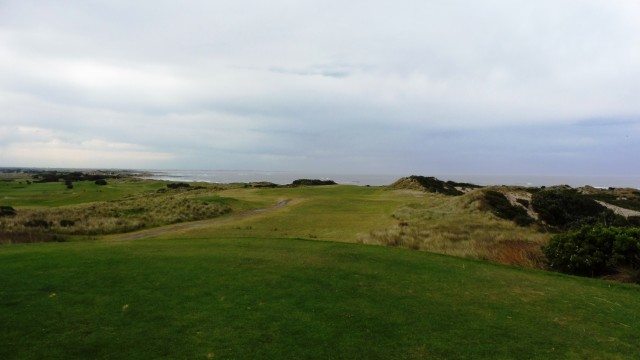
0, 230, 64, 244
543, 225, 640, 278
249, 182, 278, 188
167, 183, 191, 189
585, 192, 640, 212
0, 206, 16, 217
531, 188, 618, 229
33, 171, 121, 183
24, 219, 52, 228
407, 176, 481, 196
292, 179, 337, 186
483, 191, 533, 226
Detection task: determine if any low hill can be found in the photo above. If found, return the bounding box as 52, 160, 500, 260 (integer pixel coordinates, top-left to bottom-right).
389, 176, 481, 195
478, 185, 640, 230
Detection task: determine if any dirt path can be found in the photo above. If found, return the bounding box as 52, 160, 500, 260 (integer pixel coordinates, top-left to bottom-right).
113, 199, 291, 241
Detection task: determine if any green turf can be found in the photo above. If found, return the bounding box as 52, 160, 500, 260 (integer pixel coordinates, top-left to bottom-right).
1, 237, 638, 359
0, 179, 167, 208
162, 185, 418, 242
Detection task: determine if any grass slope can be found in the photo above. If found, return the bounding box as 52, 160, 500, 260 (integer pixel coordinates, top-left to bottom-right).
1, 237, 639, 359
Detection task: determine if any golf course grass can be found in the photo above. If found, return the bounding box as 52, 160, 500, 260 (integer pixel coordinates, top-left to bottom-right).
1, 237, 638, 359
1, 179, 639, 359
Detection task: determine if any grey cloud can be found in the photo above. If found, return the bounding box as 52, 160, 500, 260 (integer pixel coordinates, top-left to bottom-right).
1, 0, 639, 176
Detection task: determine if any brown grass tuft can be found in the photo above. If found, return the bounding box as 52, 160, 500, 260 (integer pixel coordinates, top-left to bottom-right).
484, 240, 546, 269
1, 187, 232, 239
360, 189, 549, 269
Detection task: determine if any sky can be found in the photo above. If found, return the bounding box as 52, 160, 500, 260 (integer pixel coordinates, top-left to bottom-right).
1, 0, 639, 177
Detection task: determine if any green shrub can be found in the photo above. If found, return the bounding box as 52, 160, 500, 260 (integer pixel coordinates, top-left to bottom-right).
60, 219, 75, 227
94, 179, 108, 186
33, 171, 122, 183
543, 225, 640, 277
167, 183, 191, 189
531, 188, 616, 229
0, 206, 17, 217
483, 191, 533, 226
407, 176, 463, 196
24, 219, 51, 228
628, 216, 640, 227
292, 179, 337, 186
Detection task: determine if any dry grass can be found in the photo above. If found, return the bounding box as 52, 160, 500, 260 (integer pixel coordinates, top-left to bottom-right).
358, 189, 549, 268
0, 230, 65, 244
1, 187, 232, 237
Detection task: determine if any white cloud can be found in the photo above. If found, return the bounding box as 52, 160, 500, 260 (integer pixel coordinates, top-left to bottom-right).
1, 0, 639, 175
0, 139, 175, 168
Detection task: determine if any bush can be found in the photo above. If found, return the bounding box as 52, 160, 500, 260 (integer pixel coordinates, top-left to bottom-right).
483, 191, 533, 226
95, 179, 108, 186
291, 179, 337, 186
531, 188, 615, 229
0, 206, 17, 217
628, 216, 640, 227
24, 219, 52, 228
408, 176, 463, 196
60, 219, 75, 227
543, 225, 640, 277
167, 183, 191, 189
0, 231, 64, 244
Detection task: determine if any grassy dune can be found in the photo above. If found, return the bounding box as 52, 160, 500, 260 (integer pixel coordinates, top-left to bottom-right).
1, 180, 251, 240
360, 190, 549, 267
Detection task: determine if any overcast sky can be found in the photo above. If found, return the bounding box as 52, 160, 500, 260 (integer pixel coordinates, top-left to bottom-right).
1, 0, 639, 176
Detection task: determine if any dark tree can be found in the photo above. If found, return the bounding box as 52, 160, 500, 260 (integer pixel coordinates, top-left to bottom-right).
0, 206, 17, 217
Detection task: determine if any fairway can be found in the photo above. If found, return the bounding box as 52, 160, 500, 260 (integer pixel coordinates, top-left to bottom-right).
2, 179, 640, 359
1, 237, 639, 359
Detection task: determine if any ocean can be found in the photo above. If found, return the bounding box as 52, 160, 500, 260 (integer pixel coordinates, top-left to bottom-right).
141, 170, 640, 189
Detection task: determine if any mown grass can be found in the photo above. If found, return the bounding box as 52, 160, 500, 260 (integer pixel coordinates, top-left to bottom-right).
0, 178, 166, 208
1, 237, 638, 359
152, 185, 416, 243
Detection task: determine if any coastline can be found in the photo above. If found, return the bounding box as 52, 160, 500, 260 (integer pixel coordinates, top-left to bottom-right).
141, 169, 640, 189
1, 167, 637, 189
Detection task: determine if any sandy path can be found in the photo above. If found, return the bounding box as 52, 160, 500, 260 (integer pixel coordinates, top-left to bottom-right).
113, 199, 290, 241
596, 201, 640, 218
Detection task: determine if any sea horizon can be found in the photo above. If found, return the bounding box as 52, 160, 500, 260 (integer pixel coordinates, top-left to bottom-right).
2, 167, 638, 189
141, 169, 640, 189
